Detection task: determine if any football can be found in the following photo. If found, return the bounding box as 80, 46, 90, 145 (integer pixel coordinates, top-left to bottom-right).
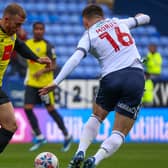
34, 152, 59, 168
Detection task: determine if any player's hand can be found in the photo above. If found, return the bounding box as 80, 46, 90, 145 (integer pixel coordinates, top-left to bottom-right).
33, 70, 43, 80
135, 13, 144, 17
39, 83, 57, 95
37, 57, 52, 68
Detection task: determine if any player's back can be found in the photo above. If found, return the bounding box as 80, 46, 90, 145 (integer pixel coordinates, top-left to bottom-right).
88, 18, 142, 77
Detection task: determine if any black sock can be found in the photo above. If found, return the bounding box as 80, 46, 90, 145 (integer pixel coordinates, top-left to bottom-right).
0, 128, 14, 153
49, 110, 68, 137
24, 109, 41, 135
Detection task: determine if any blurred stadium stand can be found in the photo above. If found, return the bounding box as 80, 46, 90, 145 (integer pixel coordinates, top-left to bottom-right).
1, 0, 168, 80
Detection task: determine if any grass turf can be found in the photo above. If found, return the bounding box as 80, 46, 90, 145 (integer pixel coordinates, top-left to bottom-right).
0, 143, 167, 168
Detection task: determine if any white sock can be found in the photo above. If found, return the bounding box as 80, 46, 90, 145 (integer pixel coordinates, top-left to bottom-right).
76, 116, 101, 154
36, 134, 45, 140
65, 134, 71, 140
94, 130, 125, 165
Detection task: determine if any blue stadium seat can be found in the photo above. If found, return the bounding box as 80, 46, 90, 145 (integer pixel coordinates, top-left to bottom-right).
27, 13, 39, 23
162, 58, 168, 66
38, 14, 50, 23
100, 4, 112, 17
149, 36, 160, 45
52, 36, 65, 46
59, 14, 80, 24
23, 24, 32, 34
146, 26, 159, 36
69, 67, 84, 78
45, 24, 61, 35
59, 14, 70, 24
84, 66, 100, 78
67, 3, 78, 13
65, 35, 78, 46
134, 36, 149, 47
48, 14, 59, 23
56, 46, 68, 56
160, 36, 168, 46
140, 47, 148, 57
57, 56, 68, 67
4, 0, 168, 80
35, 3, 46, 12
134, 27, 146, 35
24, 3, 36, 12
62, 25, 73, 35
158, 46, 165, 56
73, 25, 84, 35
46, 3, 57, 13
70, 15, 80, 24
56, 3, 67, 14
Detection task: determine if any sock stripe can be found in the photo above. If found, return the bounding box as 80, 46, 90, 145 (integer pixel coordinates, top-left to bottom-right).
112, 130, 125, 143
91, 114, 102, 123
100, 147, 109, 153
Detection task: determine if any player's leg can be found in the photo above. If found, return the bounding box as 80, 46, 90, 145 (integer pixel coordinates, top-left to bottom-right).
67, 103, 108, 168
76, 103, 108, 154
0, 102, 17, 153
24, 86, 42, 136
83, 68, 145, 167
67, 76, 111, 168
85, 112, 134, 167
44, 91, 72, 152
24, 86, 46, 151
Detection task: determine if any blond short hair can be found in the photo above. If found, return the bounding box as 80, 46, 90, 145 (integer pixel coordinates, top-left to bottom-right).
3, 3, 26, 19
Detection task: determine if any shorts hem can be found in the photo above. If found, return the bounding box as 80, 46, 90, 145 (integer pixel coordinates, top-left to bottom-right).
115, 106, 137, 120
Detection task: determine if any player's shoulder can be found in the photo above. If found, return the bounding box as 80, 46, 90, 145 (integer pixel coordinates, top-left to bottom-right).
43, 39, 55, 48
43, 39, 51, 45
26, 38, 33, 44
110, 17, 121, 23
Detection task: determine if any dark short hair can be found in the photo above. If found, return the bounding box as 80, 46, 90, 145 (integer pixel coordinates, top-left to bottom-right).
33, 22, 45, 29
4, 3, 26, 19
82, 4, 104, 19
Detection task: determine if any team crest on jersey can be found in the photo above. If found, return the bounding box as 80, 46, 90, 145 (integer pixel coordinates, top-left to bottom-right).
36, 48, 41, 52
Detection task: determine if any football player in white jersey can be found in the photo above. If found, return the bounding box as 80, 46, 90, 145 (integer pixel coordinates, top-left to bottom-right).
39, 4, 150, 168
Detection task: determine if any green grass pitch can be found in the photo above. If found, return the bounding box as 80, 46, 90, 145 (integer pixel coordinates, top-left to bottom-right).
0, 143, 167, 168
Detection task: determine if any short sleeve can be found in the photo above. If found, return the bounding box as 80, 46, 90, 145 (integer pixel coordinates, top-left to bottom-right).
77, 31, 90, 56
46, 40, 56, 60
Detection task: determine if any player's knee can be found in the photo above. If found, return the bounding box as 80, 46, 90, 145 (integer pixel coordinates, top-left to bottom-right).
11, 122, 18, 132
84, 116, 100, 132
24, 108, 33, 117
3, 120, 18, 133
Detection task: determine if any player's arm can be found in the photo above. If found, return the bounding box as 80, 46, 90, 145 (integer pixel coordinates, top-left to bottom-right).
53, 49, 85, 85
42, 41, 57, 73
120, 14, 151, 29
53, 32, 89, 85
39, 50, 85, 95
39, 32, 90, 95
14, 38, 51, 65
33, 42, 56, 79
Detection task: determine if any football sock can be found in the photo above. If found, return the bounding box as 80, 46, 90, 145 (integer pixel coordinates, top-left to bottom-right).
76, 115, 101, 154
0, 128, 14, 153
49, 110, 68, 137
36, 134, 45, 140
24, 109, 41, 135
94, 130, 125, 165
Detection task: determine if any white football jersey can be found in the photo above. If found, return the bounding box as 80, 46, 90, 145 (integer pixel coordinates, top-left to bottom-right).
77, 18, 143, 77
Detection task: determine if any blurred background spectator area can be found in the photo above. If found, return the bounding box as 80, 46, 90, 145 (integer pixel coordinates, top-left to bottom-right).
0, 0, 168, 81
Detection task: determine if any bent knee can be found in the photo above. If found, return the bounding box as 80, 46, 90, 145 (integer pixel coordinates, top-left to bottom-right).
2, 121, 18, 133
